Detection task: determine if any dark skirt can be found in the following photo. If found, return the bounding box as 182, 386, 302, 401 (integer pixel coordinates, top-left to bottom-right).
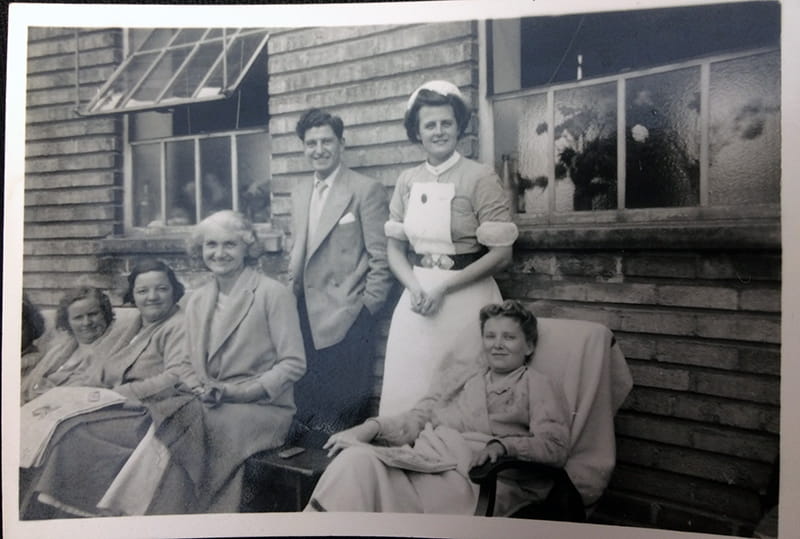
21, 406, 151, 518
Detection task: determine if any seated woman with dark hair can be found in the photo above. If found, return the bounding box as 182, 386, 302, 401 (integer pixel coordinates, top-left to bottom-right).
21, 259, 191, 518
21, 287, 120, 404
305, 300, 570, 516
21, 292, 46, 383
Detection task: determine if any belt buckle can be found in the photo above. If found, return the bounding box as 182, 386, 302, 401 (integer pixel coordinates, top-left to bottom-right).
420, 253, 454, 270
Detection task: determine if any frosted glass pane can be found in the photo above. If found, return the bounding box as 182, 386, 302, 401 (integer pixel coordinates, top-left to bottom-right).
237, 132, 271, 223
626, 67, 701, 208
709, 51, 780, 205
165, 140, 195, 225
554, 82, 617, 211
199, 137, 232, 219
492, 93, 549, 213
132, 144, 162, 227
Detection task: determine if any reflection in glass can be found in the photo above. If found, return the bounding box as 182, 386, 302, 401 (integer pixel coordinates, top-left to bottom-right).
554, 83, 617, 211
199, 137, 232, 219
493, 94, 550, 213
709, 51, 780, 205
132, 144, 162, 227
165, 140, 195, 225
625, 67, 701, 208
237, 133, 271, 222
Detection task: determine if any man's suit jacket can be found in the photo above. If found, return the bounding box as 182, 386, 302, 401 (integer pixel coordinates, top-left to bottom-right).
289, 166, 393, 350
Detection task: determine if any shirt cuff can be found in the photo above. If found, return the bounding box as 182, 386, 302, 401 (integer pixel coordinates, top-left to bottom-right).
476, 221, 518, 247
384, 220, 407, 241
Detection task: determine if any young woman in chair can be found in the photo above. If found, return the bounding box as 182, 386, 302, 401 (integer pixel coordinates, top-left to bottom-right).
306, 300, 570, 516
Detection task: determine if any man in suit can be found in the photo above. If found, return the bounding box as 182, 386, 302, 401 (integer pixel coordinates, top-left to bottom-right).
288, 108, 394, 448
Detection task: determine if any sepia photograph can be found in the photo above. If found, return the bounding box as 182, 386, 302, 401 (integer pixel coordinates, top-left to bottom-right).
3, 0, 796, 538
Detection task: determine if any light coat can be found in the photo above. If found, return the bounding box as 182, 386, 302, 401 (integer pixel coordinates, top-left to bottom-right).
288, 166, 393, 350
180, 266, 306, 482
88, 305, 190, 400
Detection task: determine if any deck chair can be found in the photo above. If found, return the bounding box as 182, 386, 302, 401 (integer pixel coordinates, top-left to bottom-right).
469, 318, 633, 521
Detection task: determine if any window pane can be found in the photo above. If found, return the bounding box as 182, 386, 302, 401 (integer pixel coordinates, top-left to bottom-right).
554, 82, 617, 211
165, 140, 195, 225
132, 144, 162, 227
90, 51, 161, 112
493, 94, 549, 213
237, 132, 271, 223
626, 67, 701, 208
709, 51, 780, 205
138, 28, 179, 52
131, 46, 194, 104
206, 32, 268, 91
162, 41, 225, 100
199, 137, 232, 219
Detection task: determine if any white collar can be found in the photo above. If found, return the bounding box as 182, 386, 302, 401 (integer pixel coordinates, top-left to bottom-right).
425, 152, 461, 176
314, 164, 342, 186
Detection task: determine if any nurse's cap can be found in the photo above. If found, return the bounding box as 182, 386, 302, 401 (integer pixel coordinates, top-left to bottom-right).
406, 80, 465, 111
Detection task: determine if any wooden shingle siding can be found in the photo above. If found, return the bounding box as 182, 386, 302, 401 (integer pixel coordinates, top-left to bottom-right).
497, 246, 780, 534
23, 28, 123, 307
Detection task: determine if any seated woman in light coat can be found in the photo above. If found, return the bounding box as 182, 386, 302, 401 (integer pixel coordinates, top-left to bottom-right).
108, 210, 307, 515
305, 300, 570, 516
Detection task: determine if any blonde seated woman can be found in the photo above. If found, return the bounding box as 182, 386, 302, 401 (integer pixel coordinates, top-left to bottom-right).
306, 300, 570, 516
97, 210, 307, 516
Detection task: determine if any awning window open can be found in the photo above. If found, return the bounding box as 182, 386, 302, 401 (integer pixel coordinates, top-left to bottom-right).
82, 28, 269, 115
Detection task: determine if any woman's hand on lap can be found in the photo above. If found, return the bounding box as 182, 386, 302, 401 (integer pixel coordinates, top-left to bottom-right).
223, 381, 267, 403
323, 420, 380, 457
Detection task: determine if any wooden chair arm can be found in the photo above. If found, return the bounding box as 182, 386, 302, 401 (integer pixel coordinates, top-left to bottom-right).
469, 457, 585, 521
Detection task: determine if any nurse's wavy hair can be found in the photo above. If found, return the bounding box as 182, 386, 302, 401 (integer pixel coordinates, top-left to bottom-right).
55, 287, 114, 334
186, 210, 264, 266
479, 299, 538, 354
123, 258, 185, 305
404, 89, 470, 144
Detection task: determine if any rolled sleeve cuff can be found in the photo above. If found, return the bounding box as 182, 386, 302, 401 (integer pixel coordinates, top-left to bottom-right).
476, 221, 518, 247
384, 220, 407, 241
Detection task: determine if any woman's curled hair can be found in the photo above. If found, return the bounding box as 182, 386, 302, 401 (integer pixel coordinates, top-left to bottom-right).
123, 258, 185, 305
479, 299, 538, 347
186, 210, 264, 264
55, 287, 115, 334
404, 88, 470, 144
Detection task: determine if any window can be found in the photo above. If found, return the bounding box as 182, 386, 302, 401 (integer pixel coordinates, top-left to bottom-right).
488, 3, 780, 220
78, 28, 272, 229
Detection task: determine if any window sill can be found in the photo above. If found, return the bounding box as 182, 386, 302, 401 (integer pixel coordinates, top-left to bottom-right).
98, 224, 285, 255
514, 213, 780, 251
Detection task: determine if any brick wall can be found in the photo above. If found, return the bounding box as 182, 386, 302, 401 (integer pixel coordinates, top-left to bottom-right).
24, 27, 124, 307
497, 247, 781, 535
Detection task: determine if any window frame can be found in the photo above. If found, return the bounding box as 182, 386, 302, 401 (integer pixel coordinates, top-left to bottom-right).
82, 28, 270, 116
124, 126, 270, 233
487, 45, 780, 228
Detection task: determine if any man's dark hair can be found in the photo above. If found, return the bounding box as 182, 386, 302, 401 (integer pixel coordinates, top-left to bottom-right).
296, 108, 344, 141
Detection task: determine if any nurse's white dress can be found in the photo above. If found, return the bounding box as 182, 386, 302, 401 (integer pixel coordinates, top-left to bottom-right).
379, 153, 518, 416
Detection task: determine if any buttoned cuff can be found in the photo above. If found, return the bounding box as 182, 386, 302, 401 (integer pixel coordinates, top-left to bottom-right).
476, 221, 518, 247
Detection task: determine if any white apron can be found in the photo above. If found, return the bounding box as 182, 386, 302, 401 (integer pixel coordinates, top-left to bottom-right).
379, 182, 502, 416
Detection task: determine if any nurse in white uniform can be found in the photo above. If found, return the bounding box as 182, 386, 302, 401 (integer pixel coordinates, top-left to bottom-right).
380, 80, 519, 415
